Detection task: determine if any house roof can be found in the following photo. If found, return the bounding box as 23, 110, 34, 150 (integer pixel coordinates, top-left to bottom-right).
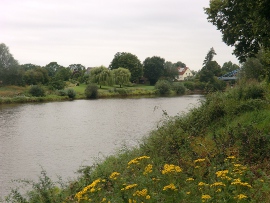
178, 67, 189, 75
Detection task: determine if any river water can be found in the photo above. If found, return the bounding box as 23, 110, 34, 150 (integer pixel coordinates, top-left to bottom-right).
0, 95, 203, 198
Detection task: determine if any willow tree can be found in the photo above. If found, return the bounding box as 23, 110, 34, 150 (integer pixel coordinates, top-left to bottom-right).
112, 67, 131, 88
89, 66, 113, 88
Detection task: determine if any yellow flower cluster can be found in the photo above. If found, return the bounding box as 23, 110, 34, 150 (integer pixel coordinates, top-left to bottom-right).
163, 183, 178, 191
133, 189, 150, 199
127, 156, 150, 167
198, 182, 208, 186
210, 182, 226, 187
194, 158, 206, 163
202, 194, 211, 202
143, 164, 153, 175
235, 194, 248, 200
215, 170, 229, 178
109, 172, 120, 180
121, 184, 138, 191
186, 177, 194, 181
75, 178, 102, 201
231, 178, 252, 188
162, 164, 182, 174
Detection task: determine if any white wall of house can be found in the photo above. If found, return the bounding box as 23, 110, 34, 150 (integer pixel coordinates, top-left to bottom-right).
178, 68, 193, 81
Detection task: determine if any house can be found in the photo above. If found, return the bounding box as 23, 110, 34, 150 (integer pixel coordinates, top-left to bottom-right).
177, 67, 193, 81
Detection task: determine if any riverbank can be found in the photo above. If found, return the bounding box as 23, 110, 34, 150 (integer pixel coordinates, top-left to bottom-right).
4, 81, 270, 202
0, 84, 203, 104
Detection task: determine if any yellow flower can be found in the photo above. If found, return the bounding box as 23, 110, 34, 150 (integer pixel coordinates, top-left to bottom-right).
127, 156, 150, 167
143, 164, 153, 175
186, 191, 191, 195
198, 182, 208, 186
121, 184, 138, 191
210, 182, 226, 187
216, 188, 222, 192
235, 194, 248, 199
146, 195, 151, 199
202, 194, 211, 202
186, 178, 194, 181
194, 158, 206, 163
162, 164, 182, 174
163, 183, 178, 191
109, 172, 120, 180
215, 170, 229, 177
227, 155, 236, 159
133, 189, 148, 197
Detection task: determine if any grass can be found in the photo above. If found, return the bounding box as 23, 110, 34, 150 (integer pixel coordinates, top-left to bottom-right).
3, 80, 270, 202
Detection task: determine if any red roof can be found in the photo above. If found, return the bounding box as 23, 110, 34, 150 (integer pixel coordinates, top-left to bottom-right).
178, 67, 188, 75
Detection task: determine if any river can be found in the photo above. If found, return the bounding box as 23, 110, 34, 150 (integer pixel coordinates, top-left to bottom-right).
0, 95, 203, 198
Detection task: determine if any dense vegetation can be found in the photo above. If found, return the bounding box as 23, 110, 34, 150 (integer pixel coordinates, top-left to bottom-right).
3, 80, 270, 202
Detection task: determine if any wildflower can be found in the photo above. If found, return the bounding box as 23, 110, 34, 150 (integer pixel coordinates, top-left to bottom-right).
186, 191, 191, 195
215, 170, 229, 178
146, 195, 151, 199
75, 179, 101, 200
202, 194, 211, 202
143, 164, 153, 175
133, 189, 148, 197
231, 179, 252, 188
127, 156, 150, 167
162, 164, 182, 174
198, 182, 208, 186
194, 158, 206, 163
121, 184, 138, 191
152, 177, 160, 181
235, 194, 248, 200
210, 182, 226, 187
216, 188, 222, 192
109, 172, 120, 180
163, 183, 178, 191
186, 177, 194, 181
227, 155, 236, 159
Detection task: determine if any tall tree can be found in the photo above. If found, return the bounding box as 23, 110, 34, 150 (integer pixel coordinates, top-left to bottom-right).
204, 0, 270, 62
221, 61, 240, 75
112, 68, 131, 88
90, 66, 113, 88
143, 56, 165, 85
0, 43, 22, 85
163, 61, 179, 81
109, 52, 143, 83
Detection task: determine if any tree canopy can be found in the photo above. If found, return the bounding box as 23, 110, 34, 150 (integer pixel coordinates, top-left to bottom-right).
204, 0, 270, 62
109, 52, 143, 83
112, 68, 131, 88
90, 66, 113, 88
143, 56, 165, 85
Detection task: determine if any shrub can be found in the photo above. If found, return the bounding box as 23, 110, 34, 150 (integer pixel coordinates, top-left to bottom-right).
66, 88, 76, 99
115, 88, 131, 96
172, 82, 186, 95
85, 84, 98, 99
155, 80, 171, 95
57, 89, 67, 96
28, 85, 45, 97
183, 81, 195, 91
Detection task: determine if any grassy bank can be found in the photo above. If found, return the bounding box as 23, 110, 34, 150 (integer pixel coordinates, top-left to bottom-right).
3, 81, 270, 202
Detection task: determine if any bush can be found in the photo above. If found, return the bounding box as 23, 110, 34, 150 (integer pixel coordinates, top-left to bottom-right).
172, 82, 186, 95
57, 89, 67, 96
85, 84, 98, 99
66, 88, 76, 99
155, 80, 171, 95
183, 81, 195, 91
29, 85, 45, 97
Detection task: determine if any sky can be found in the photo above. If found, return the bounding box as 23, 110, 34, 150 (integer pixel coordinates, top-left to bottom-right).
1, 0, 239, 71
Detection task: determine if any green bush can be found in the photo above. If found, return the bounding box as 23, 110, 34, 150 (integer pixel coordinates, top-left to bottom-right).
29, 85, 45, 97
66, 88, 76, 99
115, 88, 131, 96
85, 84, 98, 99
172, 82, 186, 95
57, 89, 67, 96
183, 81, 195, 91
155, 80, 171, 95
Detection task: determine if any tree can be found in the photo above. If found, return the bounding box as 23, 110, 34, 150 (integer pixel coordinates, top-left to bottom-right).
143, 56, 165, 85
90, 66, 113, 88
109, 52, 143, 83
163, 61, 179, 81
68, 64, 86, 81
204, 0, 270, 62
199, 48, 222, 82
44, 62, 64, 77
23, 67, 49, 85
0, 43, 22, 85
221, 61, 240, 75
112, 68, 131, 88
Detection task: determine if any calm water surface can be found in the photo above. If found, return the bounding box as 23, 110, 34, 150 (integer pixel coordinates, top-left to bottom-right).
0, 95, 203, 198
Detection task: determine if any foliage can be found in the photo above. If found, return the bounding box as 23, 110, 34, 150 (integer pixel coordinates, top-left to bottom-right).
163, 61, 179, 81
85, 83, 99, 99
172, 82, 186, 95
143, 56, 165, 85
109, 52, 143, 83
44, 62, 64, 77
183, 81, 195, 91
89, 66, 113, 88
66, 88, 76, 99
221, 61, 240, 75
112, 67, 131, 88
48, 78, 66, 90
28, 85, 45, 97
23, 68, 49, 85
204, 0, 270, 62
154, 80, 171, 95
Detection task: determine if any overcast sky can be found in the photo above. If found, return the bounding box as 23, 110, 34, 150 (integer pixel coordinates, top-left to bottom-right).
1, 0, 239, 71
